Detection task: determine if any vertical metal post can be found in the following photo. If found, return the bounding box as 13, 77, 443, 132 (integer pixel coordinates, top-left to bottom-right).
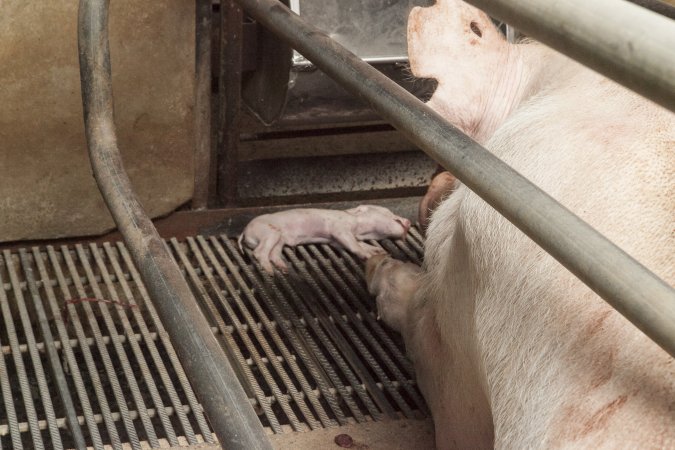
193, 0, 214, 210
217, 0, 243, 206
77, 1, 272, 448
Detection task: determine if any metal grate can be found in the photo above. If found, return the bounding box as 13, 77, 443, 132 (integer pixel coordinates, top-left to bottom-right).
0, 244, 214, 449
0, 228, 427, 448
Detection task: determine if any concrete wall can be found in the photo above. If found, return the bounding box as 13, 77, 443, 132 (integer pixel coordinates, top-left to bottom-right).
0, 1, 195, 242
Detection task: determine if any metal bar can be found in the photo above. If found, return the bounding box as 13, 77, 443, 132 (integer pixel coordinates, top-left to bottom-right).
19, 249, 86, 450
464, 0, 675, 112
232, 0, 675, 358
190, 236, 321, 430
0, 255, 44, 449
77, 1, 272, 447
112, 243, 214, 444
90, 244, 182, 446
375, 239, 421, 267
304, 244, 421, 398
183, 235, 306, 431
170, 238, 284, 434
0, 330, 158, 356
49, 246, 123, 449
73, 245, 158, 448
268, 273, 377, 422
4, 251, 63, 450
207, 236, 335, 429
234, 242, 374, 423
219, 238, 347, 427
0, 283, 24, 450
281, 248, 399, 420
0, 404, 203, 436
34, 247, 104, 449
193, 0, 214, 210
217, 0, 243, 206
309, 245, 419, 384
405, 228, 425, 256
290, 247, 412, 419
99, 244, 194, 445
61, 246, 141, 449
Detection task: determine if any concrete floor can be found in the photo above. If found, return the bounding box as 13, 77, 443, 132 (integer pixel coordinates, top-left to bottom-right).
269, 419, 435, 450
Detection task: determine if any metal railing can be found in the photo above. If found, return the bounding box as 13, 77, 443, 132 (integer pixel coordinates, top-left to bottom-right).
77, 1, 273, 448
232, 0, 675, 358
78, 0, 674, 447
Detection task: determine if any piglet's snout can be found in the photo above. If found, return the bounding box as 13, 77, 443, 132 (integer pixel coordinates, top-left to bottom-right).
396, 218, 411, 236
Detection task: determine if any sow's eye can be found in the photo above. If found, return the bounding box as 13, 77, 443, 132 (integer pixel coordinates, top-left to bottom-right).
470, 21, 482, 38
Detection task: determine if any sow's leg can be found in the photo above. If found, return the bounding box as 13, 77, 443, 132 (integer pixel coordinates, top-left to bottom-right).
366, 201, 494, 448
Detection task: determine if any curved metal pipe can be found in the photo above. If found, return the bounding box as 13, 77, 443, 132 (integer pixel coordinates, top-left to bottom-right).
77, 1, 272, 448
232, 0, 675, 357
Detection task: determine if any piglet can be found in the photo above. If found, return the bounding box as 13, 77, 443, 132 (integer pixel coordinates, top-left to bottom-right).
418, 171, 458, 231
238, 205, 411, 274
366, 254, 421, 330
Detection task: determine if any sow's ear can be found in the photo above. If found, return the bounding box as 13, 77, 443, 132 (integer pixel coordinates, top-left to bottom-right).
407, 0, 505, 80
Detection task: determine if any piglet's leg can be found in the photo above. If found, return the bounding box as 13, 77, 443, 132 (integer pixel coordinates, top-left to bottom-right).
268, 240, 289, 273
253, 234, 282, 274
334, 232, 385, 259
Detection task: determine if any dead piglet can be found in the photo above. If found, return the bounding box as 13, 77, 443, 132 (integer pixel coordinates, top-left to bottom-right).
238, 205, 411, 274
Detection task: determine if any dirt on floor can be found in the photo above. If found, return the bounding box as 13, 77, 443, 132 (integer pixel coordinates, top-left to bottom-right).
269, 419, 435, 450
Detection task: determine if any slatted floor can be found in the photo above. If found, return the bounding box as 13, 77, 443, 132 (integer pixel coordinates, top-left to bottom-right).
0, 228, 427, 449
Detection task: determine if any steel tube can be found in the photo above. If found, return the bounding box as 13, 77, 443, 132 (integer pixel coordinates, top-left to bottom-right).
233, 0, 675, 357
464, 0, 675, 112
77, 1, 272, 448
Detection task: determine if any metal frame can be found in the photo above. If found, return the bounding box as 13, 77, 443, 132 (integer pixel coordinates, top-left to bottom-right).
217, 1, 244, 207
192, 0, 214, 209
77, 0, 273, 448
76, 0, 673, 446
230, 0, 675, 358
